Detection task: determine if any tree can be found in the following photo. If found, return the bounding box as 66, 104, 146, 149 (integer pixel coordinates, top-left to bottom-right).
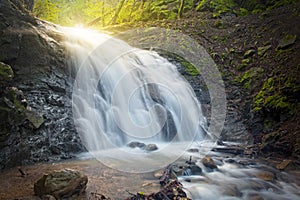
110, 0, 126, 25
178, 0, 185, 19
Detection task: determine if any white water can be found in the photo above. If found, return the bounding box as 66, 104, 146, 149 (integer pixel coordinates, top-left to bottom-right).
180, 142, 300, 200
61, 27, 209, 172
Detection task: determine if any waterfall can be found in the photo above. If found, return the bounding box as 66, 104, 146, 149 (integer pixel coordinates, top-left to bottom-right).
61, 27, 209, 172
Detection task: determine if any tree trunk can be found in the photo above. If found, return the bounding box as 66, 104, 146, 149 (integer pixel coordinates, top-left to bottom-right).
178, 0, 185, 19
101, 0, 105, 26
128, 0, 137, 22
110, 0, 126, 25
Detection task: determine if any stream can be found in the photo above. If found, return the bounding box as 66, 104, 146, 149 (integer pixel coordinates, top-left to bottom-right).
61, 27, 300, 199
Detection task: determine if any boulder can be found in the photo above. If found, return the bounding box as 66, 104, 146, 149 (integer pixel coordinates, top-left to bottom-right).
202, 156, 218, 169
34, 169, 88, 199
143, 144, 158, 151
127, 141, 146, 148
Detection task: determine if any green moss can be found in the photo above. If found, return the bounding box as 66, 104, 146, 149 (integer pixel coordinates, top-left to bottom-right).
181, 60, 200, 76
258, 45, 272, 56
264, 94, 291, 110
277, 34, 297, 49
234, 7, 249, 16
239, 68, 264, 90
0, 62, 14, 87
214, 20, 224, 29
236, 63, 247, 70
244, 49, 256, 58
253, 76, 298, 114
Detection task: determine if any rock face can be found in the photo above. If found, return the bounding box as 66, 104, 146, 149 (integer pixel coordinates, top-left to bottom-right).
34, 169, 88, 199
0, 0, 84, 169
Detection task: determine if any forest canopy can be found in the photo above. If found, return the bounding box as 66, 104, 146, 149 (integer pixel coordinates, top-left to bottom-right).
31, 0, 299, 27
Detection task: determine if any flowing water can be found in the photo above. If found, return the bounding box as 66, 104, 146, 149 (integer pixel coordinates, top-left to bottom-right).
62, 27, 209, 172
179, 142, 300, 200
61, 27, 300, 199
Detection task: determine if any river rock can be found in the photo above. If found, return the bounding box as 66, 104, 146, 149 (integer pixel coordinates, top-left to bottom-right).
189, 165, 202, 175
255, 171, 275, 181
202, 156, 218, 169
34, 169, 88, 199
127, 141, 146, 148
144, 144, 158, 151
276, 159, 292, 170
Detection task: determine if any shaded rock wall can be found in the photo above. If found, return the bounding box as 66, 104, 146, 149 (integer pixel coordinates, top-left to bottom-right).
0, 0, 84, 169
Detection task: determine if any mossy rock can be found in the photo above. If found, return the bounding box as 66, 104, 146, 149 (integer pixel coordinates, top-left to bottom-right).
277, 35, 297, 50
26, 109, 44, 129
0, 62, 14, 88
0, 87, 26, 127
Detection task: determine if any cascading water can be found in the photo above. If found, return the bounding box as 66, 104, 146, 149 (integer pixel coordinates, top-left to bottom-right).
57, 27, 300, 199
61, 27, 209, 172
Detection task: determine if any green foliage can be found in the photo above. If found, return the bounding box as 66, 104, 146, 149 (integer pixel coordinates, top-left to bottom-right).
0, 62, 14, 87
32, 0, 299, 25
239, 68, 263, 89
33, 0, 60, 23
32, 0, 195, 26
196, 0, 299, 17
253, 77, 297, 113
176, 56, 200, 76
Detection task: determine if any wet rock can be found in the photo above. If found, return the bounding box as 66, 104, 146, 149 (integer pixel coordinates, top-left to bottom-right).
34, 169, 88, 199
255, 171, 275, 181
277, 35, 297, 49
26, 108, 44, 129
246, 193, 264, 200
154, 169, 165, 178
127, 141, 146, 149
276, 159, 292, 170
189, 165, 202, 175
212, 146, 244, 155
13, 196, 41, 200
143, 144, 158, 151
202, 156, 217, 169
187, 148, 199, 153
89, 193, 111, 200
221, 184, 241, 197
49, 145, 61, 155
41, 195, 56, 200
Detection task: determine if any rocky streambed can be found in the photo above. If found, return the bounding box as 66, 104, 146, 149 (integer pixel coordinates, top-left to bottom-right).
0, 142, 299, 199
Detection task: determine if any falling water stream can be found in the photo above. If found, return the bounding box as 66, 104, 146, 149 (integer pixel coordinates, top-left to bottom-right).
61, 27, 300, 199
